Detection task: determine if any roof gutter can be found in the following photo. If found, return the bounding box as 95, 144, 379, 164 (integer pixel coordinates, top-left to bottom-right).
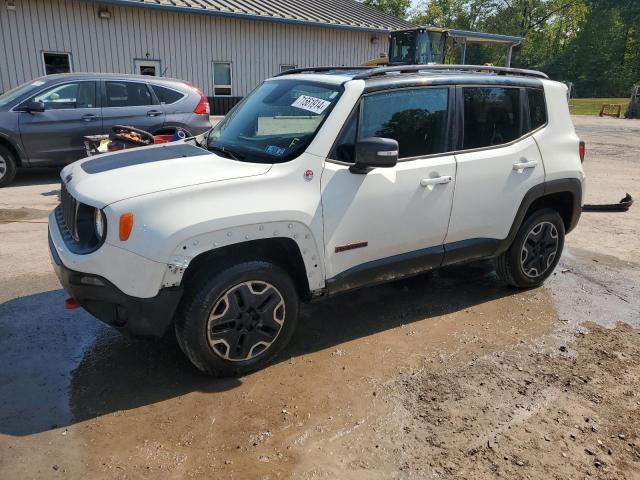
84, 0, 409, 34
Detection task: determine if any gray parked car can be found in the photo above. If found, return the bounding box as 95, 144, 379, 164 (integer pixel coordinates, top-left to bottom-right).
0, 73, 212, 186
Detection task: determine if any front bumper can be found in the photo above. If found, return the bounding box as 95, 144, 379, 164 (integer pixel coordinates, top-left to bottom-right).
49, 231, 182, 337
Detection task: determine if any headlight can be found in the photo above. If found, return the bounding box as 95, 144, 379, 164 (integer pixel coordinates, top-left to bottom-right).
94, 209, 106, 240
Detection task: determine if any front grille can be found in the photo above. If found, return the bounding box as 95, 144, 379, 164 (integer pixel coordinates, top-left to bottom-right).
59, 182, 78, 240
55, 183, 105, 254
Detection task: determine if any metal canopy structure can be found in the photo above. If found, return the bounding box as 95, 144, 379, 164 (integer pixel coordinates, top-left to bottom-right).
447, 29, 524, 66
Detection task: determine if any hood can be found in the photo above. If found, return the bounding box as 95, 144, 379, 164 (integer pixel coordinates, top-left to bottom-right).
61, 142, 272, 208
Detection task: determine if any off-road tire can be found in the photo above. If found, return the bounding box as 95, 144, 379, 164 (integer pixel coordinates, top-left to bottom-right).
0, 144, 18, 188
495, 208, 565, 288
175, 260, 299, 376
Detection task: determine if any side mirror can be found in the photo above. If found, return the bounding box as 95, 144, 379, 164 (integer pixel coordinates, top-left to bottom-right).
24, 101, 45, 113
350, 137, 398, 174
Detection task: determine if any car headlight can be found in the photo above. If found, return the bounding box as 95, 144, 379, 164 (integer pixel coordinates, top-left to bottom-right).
94, 209, 106, 240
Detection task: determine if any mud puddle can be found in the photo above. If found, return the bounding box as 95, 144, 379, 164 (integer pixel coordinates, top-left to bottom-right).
0, 207, 50, 222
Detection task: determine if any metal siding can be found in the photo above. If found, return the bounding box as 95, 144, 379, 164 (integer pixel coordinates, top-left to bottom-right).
0, 0, 389, 96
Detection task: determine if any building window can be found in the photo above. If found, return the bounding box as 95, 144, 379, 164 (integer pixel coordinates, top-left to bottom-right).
43, 52, 72, 75
280, 64, 297, 73
213, 62, 232, 96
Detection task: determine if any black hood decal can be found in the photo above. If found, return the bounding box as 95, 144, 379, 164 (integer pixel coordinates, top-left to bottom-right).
81, 144, 210, 174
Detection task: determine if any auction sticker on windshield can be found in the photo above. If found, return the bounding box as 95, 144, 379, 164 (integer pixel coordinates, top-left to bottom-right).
291, 95, 331, 114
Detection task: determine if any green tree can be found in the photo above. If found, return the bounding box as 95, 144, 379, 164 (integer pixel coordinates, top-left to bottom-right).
363, 0, 412, 19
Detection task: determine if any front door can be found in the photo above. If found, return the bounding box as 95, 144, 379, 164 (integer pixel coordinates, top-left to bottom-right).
100, 80, 166, 134
322, 87, 456, 285
18, 81, 101, 165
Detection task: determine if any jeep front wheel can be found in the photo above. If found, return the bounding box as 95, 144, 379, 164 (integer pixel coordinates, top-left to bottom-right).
494, 208, 565, 288
175, 260, 299, 376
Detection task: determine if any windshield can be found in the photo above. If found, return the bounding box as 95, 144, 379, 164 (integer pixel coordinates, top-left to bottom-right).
389, 31, 417, 64
0, 79, 43, 108
207, 79, 342, 163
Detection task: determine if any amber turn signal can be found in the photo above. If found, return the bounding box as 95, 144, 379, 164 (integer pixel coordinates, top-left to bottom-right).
119, 213, 134, 241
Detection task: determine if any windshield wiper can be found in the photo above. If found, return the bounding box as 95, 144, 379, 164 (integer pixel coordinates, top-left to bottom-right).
208, 145, 245, 161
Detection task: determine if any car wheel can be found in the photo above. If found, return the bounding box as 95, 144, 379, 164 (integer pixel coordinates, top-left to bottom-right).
175, 260, 299, 376
0, 145, 18, 188
494, 208, 565, 288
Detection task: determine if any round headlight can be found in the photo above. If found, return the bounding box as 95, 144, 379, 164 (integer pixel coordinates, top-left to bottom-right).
94, 209, 106, 240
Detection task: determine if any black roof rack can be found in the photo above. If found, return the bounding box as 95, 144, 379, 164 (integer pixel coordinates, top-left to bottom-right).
274, 64, 549, 80
274, 66, 371, 77
352, 64, 548, 80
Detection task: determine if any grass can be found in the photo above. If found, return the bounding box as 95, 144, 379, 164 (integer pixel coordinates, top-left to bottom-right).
569, 98, 629, 116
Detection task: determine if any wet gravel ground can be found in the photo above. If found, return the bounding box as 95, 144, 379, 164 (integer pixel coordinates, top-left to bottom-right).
0, 116, 638, 479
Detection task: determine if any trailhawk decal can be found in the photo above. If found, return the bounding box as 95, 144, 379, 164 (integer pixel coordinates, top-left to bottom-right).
81, 144, 210, 174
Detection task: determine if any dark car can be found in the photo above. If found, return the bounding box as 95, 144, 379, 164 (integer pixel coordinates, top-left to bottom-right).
0, 73, 212, 186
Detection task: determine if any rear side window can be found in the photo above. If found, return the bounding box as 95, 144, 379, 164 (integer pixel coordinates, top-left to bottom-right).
463, 87, 521, 149
360, 88, 449, 159
152, 85, 185, 105
105, 81, 155, 107
527, 88, 547, 131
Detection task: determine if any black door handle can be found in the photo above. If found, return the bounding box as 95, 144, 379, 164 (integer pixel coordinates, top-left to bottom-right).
81, 114, 99, 122
147, 110, 162, 117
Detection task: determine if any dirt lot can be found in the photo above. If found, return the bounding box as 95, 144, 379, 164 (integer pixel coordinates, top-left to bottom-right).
0, 116, 639, 479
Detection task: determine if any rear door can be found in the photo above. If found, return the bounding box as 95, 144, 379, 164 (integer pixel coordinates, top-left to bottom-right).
18, 80, 101, 165
445, 86, 545, 245
100, 80, 165, 133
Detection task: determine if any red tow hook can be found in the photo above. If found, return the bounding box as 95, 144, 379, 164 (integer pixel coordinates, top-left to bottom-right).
64, 297, 80, 310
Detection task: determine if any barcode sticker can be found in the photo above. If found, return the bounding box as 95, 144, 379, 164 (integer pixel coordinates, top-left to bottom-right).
291, 95, 331, 114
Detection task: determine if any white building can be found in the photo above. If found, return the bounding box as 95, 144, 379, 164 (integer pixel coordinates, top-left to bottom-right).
0, 0, 412, 113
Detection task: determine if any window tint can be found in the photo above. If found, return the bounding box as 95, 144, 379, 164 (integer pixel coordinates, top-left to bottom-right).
105, 81, 154, 107
43, 52, 71, 75
31, 82, 96, 110
152, 85, 185, 104
332, 112, 358, 163
360, 88, 449, 158
463, 87, 521, 149
528, 88, 547, 131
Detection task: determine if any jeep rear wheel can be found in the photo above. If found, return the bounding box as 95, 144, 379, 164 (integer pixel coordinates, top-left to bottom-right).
175, 260, 299, 376
0, 145, 17, 188
495, 209, 565, 288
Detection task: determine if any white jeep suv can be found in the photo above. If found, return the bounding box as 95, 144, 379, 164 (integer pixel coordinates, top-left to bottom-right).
49, 65, 585, 376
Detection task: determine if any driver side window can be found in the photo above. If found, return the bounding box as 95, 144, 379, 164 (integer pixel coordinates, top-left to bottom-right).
331, 110, 358, 163
30, 82, 96, 110
332, 88, 450, 163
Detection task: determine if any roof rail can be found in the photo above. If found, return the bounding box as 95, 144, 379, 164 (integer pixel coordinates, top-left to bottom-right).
352, 64, 549, 80
274, 66, 372, 77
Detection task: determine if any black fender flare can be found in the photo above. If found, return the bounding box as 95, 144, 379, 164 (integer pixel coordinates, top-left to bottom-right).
497, 178, 582, 255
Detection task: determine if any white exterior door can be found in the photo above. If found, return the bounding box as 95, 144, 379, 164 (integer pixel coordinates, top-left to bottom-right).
445, 86, 545, 244
321, 86, 456, 280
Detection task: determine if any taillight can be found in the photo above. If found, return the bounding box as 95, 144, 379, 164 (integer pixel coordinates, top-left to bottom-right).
184, 82, 210, 115
579, 140, 585, 163
194, 93, 210, 115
